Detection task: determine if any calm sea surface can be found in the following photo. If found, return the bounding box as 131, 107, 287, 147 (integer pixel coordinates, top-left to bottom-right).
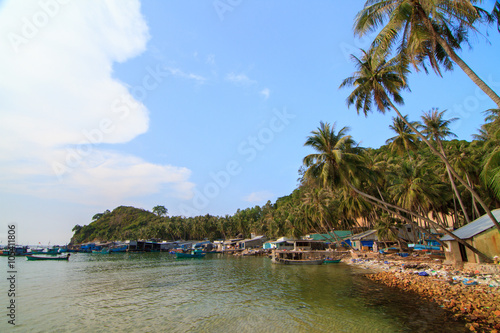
1, 253, 466, 332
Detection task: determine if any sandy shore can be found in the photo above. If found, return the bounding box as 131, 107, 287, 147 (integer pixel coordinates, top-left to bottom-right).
344, 255, 500, 332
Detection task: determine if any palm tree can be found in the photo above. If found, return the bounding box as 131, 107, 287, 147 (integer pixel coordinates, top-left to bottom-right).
303, 121, 367, 189
386, 115, 419, 158
301, 187, 342, 242
389, 160, 439, 214
420, 108, 470, 223
302, 123, 373, 239
340, 48, 500, 232
376, 214, 404, 250
354, 0, 500, 108
448, 142, 482, 219
483, 108, 500, 139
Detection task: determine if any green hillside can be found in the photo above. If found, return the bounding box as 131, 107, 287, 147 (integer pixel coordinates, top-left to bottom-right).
70, 206, 164, 244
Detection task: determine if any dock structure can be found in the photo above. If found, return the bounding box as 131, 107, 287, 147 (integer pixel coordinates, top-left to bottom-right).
128, 240, 162, 252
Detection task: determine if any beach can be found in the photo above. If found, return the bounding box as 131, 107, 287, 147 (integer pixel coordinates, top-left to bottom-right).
345, 254, 500, 332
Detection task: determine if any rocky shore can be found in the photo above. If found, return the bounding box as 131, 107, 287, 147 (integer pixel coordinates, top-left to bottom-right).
345, 255, 500, 332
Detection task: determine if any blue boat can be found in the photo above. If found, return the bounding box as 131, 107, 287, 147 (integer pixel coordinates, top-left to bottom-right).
92, 248, 110, 254
0, 246, 30, 256
110, 245, 128, 252
176, 249, 205, 258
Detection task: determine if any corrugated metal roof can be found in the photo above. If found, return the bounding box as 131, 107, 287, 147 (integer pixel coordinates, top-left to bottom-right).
307, 231, 352, 241
441, 208, 500, 241
351, 229, 377, 240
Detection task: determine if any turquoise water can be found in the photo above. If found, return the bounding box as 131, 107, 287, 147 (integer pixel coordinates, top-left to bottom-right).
1, 253, 466, 332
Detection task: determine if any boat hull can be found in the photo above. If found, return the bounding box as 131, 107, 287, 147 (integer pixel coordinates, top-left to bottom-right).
26, 255, 70, 261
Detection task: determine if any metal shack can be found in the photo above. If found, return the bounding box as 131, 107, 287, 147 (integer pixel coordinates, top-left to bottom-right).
441, 208, 500, 264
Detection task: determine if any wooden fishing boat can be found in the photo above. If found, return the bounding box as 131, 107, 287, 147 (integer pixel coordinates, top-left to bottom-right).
92, 248, 110, 254
26, 254, 70, 261
324, 259, 342, 264
271, 249, 325, 265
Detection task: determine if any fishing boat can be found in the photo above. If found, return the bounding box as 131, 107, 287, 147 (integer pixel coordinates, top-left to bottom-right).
271, 249, 325, 265
31, 247, 61, 255
176, 249, 205, 258
92, 248, 110, 254
274, 257, 325, 265
26, 254, 70, 261
0, 246, 30, 256
30, 249, 60, 255
110, 244, 128, 252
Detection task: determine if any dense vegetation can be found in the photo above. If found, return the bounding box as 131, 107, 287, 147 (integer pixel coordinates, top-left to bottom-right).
71, 1, 500, 259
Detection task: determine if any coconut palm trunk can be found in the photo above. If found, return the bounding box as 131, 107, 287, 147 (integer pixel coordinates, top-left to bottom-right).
415, 3, 500, 106
371, 200, 446, 248
437, 140, 470, 224
387, 100, 500, 233
432, 32, 500, 108
465, 173, 481, 219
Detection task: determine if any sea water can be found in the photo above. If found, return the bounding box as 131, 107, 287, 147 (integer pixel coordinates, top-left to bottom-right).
0, 253, 466, 332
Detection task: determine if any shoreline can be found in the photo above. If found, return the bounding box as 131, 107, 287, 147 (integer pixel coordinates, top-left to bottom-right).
344, 255, 500, 332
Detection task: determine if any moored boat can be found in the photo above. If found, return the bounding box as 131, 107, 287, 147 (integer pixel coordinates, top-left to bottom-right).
274, 257, 325, 265
92, 248, 110, 254
176, 249, 205, 258
31, 247, 61, 255
110, 244, 128, 252
0, 246, 30, 256
271, 249, 325, 265
26, 254, 70, 261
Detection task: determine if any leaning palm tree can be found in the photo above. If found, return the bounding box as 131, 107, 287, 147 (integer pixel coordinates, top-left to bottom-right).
354, 0, 500, 108
301, 187, 344, 243
420, 108, 470, 223
340, 48, 500, 232
386, 115, 419, 158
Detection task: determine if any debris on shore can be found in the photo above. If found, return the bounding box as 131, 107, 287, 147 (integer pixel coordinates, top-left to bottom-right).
346, 256, 500, 332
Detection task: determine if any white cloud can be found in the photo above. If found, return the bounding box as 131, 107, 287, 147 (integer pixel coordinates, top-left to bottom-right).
260, 88, 270, 99
58, 152, 194, 205
244, 191, 274, 203
0, 0, 194, 204
0, 0, 150, 147
225, 72, 257, 86
164, 67, 207, 84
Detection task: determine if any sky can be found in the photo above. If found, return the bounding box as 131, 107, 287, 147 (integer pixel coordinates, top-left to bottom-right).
1, 0, 499, 245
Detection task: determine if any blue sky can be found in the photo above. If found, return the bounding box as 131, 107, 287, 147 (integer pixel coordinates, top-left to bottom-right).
1, 0, 499, 245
